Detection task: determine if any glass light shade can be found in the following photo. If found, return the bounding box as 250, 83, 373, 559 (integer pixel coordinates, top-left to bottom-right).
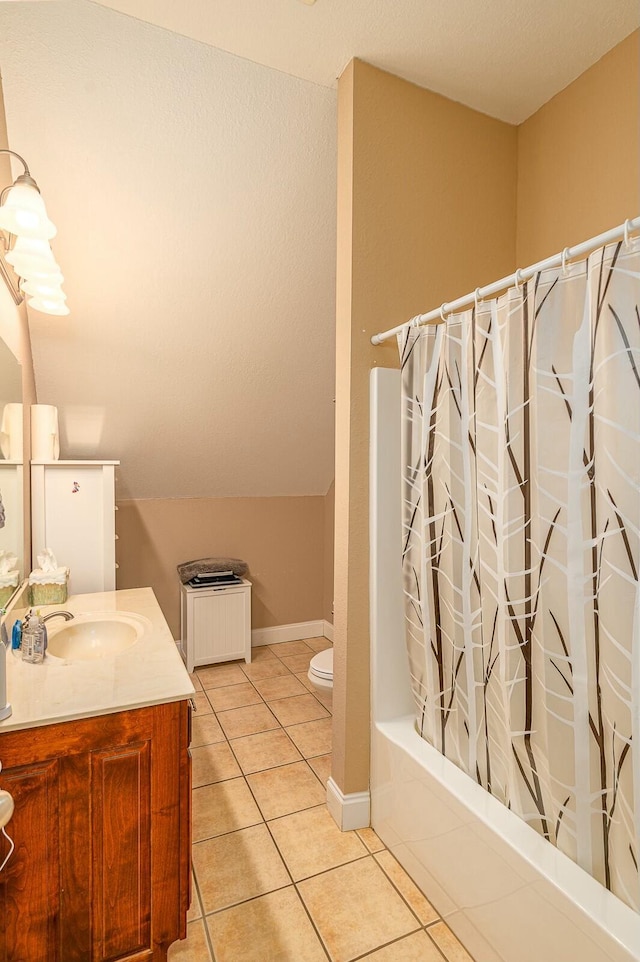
0, 182, 56, 239
21, 279, 67, 300
5, 236, 59, 278
23, 268, 64, 284
27, 295, 70, 316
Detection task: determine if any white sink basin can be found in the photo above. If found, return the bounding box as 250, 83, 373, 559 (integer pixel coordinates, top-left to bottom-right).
46, 612, 149, 661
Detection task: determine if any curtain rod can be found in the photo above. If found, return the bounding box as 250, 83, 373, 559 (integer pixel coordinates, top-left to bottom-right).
371, 215, 640, 345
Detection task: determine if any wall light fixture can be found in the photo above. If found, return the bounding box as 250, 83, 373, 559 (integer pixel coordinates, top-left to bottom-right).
0, 148, 69, 316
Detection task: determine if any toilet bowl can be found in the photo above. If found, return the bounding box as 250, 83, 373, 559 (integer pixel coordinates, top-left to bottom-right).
308, 648, 333, 691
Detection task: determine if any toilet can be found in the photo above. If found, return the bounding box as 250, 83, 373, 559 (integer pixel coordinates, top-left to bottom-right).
308, 648, 333, 692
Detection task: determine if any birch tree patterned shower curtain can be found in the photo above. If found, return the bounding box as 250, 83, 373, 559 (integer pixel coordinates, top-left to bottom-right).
399, 238, 640, 910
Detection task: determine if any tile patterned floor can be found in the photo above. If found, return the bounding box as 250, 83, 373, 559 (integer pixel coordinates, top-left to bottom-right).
168, 637, 476, 962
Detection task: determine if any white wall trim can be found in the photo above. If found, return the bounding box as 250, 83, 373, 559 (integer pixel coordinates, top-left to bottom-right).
182, 621, 334, 653
252, 620, 325, 647
326, 776, 370, 831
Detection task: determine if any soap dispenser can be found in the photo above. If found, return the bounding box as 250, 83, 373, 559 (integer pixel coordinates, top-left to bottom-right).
22, 611, 45, 664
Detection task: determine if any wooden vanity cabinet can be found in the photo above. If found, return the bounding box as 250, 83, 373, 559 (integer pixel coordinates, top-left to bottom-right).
0, 700, 191, 962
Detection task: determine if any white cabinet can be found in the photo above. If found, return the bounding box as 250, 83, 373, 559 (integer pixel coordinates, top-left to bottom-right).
180, 580, 252, 673
31, 460, 119, 595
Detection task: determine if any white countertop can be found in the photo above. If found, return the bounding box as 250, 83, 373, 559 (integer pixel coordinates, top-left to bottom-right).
0, 587, 194, 732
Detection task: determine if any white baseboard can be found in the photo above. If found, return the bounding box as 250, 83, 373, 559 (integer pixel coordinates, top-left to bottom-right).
251, 620, 325, 647
326, 776, 370, 831
323, 620, 334, 642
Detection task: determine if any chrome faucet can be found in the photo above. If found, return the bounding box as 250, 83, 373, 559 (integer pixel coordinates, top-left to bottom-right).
41, 611, 74, 625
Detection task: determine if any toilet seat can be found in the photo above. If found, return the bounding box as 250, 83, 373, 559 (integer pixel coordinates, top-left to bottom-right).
308, 648, 333, 690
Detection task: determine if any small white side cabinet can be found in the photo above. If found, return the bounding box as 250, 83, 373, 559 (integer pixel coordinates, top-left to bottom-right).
180, 580, 252, 673
31, 460, 119, 596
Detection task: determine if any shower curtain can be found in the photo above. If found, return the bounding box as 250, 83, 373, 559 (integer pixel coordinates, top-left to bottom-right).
399, 237, 640, 910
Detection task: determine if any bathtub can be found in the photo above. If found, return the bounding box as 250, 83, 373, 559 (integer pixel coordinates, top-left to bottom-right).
369, 367, 640, 962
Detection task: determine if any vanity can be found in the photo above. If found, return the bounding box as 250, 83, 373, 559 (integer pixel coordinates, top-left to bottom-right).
0, 153, 194, 960
0, 586, 194, 961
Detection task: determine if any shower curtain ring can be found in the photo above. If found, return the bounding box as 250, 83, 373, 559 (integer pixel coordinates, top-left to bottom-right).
624, 218, 632, 248
561, 248, 570, 274
439, 303, 448, 323
474, 287, 483, 310
514, 269, 523, 292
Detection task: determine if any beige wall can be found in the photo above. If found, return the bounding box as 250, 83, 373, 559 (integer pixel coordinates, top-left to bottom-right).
323, 480, 335, 624
335, 35, 639, 802
116, 496, 325, 639
334, 59, 518, 796
517, 31, 640, 265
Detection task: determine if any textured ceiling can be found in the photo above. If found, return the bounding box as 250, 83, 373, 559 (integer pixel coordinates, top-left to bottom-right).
1, 2, 637, 503
93, 0, 639, 124
0, 0, 337, 499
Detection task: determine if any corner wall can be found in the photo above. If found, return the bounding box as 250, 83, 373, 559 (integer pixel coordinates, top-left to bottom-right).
334, 59, 518, 797
516, 30, 640, 265
335, 32, 639, 805
116, 495, 325, 639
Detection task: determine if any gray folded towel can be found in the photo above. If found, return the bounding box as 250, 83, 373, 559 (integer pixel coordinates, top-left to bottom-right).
177, 557, 249, 584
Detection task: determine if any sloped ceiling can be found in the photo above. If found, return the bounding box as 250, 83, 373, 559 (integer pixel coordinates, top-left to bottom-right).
0, 0, 337, 499
94, 0, 640, 125
1, 3, 638, 503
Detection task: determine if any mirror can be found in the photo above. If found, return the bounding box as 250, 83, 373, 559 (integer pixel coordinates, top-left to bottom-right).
0, 333, 24, 597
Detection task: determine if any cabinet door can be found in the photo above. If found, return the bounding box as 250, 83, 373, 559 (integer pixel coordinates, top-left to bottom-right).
33, 464, 115, 595
0, 760, 61, 962
0, 704, 190, 961
91, 740, 152, 961
193, 589, 249, 663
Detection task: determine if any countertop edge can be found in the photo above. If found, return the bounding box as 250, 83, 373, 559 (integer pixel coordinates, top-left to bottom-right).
0, 687, 196, 734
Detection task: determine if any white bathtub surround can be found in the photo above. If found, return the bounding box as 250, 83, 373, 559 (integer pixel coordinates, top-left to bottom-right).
369, 366, 640, 962
326, 776, 370, 832
0, 586, 194, 732
371, 720, 640, 962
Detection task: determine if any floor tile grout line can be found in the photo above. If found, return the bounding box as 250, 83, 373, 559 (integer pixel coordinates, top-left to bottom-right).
209, 697, 331, 793
281, 849, 372, 885
236, 764, 328, 823
191, 655, 479, 962
423, 924, 461, 962
198, 688, 342, 960
347, 923, 424, 962
194, 783, 332, 962
291, 879, 333, 961
371, 850, 441, 931
195, 660, 473, 961
192, 712, 322, 840
190, 862, 217, 962
230, 726, 320, 887
257, 789, 336, 961
200, 880, 294, 919
196, 711, 327, 812
221, 715, 302, 768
